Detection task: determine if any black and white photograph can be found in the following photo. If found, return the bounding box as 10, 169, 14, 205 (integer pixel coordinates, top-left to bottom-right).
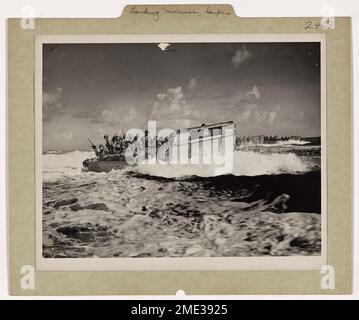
39, 36, 324, 263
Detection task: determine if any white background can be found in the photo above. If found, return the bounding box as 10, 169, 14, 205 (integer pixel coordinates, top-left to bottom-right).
0, 0, 357, 300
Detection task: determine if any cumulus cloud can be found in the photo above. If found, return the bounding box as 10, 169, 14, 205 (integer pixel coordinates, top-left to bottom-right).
99, 106, 142, 127
231, 104, 287, 135
43, 87, 65, 121
231, 45, 251, 68
267, 105, 280, 125
228, 85, 261, 108
147, 86, 203, 129
149, 87, 186, 119
219, 85, 285, 134
74, 105, 142, 128
247, 85, 261, 100
187, 77, 198, 90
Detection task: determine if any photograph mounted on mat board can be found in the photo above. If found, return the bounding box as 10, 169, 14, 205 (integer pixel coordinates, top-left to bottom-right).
35, 33, 327, 271
7, 4, 352, 294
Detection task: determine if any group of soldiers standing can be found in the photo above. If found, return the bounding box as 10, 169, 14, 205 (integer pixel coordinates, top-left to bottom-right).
90, 130, 174, 161
90, 133, 128, 160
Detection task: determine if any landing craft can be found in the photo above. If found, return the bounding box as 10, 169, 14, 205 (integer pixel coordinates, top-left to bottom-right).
82, 121, 236, 172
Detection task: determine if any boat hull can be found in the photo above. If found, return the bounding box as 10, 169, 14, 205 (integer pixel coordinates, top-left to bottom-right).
83, 159, 128, 173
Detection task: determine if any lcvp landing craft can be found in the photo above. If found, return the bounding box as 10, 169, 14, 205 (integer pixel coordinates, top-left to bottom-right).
82, 121, 236, 173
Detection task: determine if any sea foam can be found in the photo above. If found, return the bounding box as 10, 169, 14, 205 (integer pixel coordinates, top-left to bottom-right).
42, 150, 95, 182
135, 150, 309, 178
42, 148, 311, 182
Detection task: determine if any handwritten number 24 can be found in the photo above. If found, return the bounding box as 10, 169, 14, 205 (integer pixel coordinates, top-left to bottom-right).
305, 21, 322, 30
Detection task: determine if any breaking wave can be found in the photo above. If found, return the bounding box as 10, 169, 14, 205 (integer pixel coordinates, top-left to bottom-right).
233, 150, 309, 175
261, 139, 310, 147
42, 149, 311, 182
43, 150, 95, 182
135, 151, 309, 178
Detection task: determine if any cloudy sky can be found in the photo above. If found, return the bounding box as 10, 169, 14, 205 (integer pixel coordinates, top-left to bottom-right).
43, 42, 320, 151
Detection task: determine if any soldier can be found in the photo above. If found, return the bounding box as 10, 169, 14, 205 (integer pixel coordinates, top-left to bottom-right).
104, 134, 114, 153
111, 134, 118, 145
93, 144, 106, 159
91, 145, 99, 157
114, 136, 124, 153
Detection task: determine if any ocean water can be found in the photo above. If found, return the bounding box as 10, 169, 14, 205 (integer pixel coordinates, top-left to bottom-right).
42, 142, 322, 258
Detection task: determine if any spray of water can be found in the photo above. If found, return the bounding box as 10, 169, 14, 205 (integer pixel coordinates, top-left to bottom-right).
42, 149, 310, 182
135, 151, 309, 178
